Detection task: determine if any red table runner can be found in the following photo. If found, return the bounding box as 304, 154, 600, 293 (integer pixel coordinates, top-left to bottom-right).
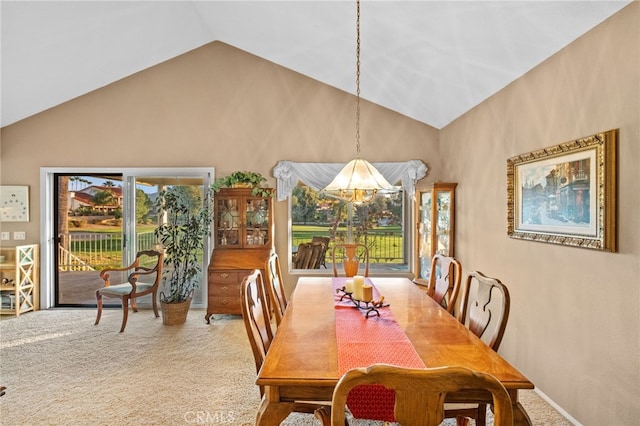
333, 278, 426, 421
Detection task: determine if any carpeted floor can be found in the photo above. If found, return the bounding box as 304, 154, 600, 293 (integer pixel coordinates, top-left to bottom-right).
0, 309, 573, 425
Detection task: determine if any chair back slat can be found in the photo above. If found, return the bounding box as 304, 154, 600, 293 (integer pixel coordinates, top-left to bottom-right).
427, 254, 462, 314
460, 270, 510, 351
241, 269, 273, 378
331, 243, 369, 277
265, 251, 287, 326
331, 364, 514, 426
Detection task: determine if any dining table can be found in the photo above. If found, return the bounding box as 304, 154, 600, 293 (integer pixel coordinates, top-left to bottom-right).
255, 276, 534, 425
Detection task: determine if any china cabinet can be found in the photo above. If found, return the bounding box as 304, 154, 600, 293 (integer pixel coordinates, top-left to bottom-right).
206, 188, 274, 322
0, 244, 39, 316
414, 182, 457, 286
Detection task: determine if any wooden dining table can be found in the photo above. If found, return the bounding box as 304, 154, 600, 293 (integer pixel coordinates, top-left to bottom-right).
255, 276, 534, 425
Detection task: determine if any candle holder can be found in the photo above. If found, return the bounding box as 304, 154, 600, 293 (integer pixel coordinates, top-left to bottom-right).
336, 287, 389, 318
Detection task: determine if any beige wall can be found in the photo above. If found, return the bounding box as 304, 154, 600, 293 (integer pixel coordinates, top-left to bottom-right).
1, 3, 638, 424
440, 3, 639, 424
0, 42, 436, 287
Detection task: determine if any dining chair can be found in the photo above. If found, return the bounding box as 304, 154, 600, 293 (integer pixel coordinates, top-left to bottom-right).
240, 269, 331, 421
445, 270, 511, 425
94, 249, 163, 332
426, 254, 462, 315
329, 364, 513, 426
331, 243, 369, 277
311, 236, 330, 268
240, 269, 274, 379
293, 242, 327, 269
265, 250, 287, 327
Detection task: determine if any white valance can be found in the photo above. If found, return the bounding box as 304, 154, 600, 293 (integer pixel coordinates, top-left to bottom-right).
272, 160, 428, 201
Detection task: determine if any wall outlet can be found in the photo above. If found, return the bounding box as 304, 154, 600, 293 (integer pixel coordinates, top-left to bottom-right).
13, 231, 26, 240
1, 232, 9, 240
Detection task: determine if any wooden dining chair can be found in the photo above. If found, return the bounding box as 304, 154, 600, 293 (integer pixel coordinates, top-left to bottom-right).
293, 242, 326, 269
445, 270, 511, 426
240, 269, 331, 421
94, 249, 163, 332
427, 254, 462, 314
311, 236, 330, 268
329, 364, 513, 426
331, 243, 369, 277
265, 250, 287, 327
240, 270, 274, 380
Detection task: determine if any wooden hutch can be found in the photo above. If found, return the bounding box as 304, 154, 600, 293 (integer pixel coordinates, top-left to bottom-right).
206, 188, 273, 323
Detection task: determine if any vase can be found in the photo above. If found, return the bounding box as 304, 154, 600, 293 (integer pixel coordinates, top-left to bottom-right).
160, 297, 192, 325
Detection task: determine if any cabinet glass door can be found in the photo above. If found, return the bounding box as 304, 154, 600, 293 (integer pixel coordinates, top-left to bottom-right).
216, 198, 240, 247
245, 197, 270, 247
435, 190, 452, 255
414, 182, 456, 284
417, 191, 433, 281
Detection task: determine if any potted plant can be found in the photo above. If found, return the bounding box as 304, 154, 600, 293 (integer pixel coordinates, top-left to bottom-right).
153, 186, 212, 325
211, 171, 271, 197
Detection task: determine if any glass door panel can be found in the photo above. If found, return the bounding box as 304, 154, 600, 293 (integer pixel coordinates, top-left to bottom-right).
216, 198, 240, 247
127, 172, 212, 308
245, 197, 270, 246
54, 173, 124, 306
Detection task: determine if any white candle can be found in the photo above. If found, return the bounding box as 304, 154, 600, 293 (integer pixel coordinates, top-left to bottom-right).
353, 275, 365, 300
361, 284, 373, 302
344, 279, 354, 293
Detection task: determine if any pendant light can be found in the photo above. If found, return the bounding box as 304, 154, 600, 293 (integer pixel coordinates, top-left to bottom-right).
323, 0, 394, 204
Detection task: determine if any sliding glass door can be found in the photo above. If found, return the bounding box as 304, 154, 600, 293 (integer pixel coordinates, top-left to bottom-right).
49, 168, 213, 309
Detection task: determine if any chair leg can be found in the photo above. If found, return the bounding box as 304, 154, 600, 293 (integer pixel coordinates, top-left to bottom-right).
95, 291, 103, 325
313, 407, 330, 426
477, 403, 487, 426
455, 416, 470, 426
151, 291, 159, 318
119, 296, 129, 333
131, 297, 138, 312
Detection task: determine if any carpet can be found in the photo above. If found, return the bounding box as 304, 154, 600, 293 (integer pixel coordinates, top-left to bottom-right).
0, 309, 572, 425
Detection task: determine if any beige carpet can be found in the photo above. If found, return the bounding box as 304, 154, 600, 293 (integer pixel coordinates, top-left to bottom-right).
0, 309, 572, 425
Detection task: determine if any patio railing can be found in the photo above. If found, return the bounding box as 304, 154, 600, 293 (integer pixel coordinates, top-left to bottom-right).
58, 231, 156, 271
60, 229, 405, 271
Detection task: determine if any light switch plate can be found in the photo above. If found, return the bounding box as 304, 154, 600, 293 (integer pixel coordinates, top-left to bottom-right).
13, 231, 26, 240
1, 232, 9, 240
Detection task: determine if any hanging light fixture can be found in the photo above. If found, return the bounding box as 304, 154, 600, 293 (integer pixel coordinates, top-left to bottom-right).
323, 0, 394, 204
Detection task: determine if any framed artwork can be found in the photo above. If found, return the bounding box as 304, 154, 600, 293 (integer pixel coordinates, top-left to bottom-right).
507, 129, 617, 251
0, 186, 30, 222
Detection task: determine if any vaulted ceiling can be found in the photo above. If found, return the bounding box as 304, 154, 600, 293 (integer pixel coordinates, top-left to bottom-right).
1, 1, 631, 129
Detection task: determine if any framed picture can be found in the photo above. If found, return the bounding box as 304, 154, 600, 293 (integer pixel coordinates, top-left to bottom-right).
507, 129, 617, 251
0, 186, 30, 222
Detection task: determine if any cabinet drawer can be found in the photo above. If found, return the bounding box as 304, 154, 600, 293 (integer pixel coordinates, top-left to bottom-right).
208, 270, 242, 283
209, 283, 241, 297
208, 296, 241, 314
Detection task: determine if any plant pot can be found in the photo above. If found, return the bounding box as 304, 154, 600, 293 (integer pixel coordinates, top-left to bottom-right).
160, 297, 192, 326
231, 182, 252, 188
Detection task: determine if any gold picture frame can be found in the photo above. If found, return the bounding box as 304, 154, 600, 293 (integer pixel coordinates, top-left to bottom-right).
507, 129, 617, 252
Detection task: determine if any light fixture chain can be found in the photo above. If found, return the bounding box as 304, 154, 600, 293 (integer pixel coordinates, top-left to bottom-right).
355, 0, 361, 157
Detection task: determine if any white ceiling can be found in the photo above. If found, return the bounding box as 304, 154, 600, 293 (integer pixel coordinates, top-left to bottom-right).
0, 1, 631, 129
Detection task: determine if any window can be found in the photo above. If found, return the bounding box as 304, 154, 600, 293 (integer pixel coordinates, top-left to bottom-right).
274, 160, 428, 274
290, 183, 408, 272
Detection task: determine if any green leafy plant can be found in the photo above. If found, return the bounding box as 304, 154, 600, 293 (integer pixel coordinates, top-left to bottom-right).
153, 186, 212, 303
211, 171, 271, 197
